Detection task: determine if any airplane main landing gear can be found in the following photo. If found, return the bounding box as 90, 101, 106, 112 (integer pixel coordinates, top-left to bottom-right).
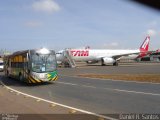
113, 62, 118, 66
101, 59, 106, 66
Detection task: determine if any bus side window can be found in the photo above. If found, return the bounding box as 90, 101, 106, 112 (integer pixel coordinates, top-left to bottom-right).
24, 62, 28, 67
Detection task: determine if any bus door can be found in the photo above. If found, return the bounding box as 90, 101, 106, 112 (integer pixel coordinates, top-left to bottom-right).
5, 57, 10, 76
8, 58, 12, 76
22, 54, 28, 80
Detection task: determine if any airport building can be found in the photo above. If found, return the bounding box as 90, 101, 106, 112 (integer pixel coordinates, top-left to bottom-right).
120, 52, 160, 63
141, 52, 160, 62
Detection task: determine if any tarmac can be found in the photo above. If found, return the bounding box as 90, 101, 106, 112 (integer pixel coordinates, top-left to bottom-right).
0, 79, 106, 120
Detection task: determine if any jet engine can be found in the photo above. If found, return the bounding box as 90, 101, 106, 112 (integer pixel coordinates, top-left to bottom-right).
86, 61, 99, 64
102, 57, 115, 64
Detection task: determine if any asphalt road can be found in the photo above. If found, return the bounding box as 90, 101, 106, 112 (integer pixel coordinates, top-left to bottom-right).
0, 63, 160, 118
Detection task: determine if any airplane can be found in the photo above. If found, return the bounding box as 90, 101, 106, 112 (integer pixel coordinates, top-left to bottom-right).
56, 36, 150, 66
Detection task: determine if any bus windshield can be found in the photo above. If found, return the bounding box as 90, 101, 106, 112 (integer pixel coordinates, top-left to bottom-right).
0, 62, 4, 65
31, 52, 56, 73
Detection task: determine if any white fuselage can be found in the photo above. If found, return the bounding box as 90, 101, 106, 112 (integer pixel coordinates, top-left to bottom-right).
69, 49, 140, 62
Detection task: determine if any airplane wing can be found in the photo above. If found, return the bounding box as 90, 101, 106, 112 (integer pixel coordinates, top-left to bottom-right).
112, 52, 140, 61
112, 50, 153, 60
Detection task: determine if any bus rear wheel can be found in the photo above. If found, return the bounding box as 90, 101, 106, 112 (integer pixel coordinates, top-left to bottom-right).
6, 70, 10, 78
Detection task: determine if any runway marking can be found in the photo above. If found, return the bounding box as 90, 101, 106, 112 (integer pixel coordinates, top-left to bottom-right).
57, 81, 97, 89
56, 81, 77, 86
82, 85, 97, 89
104, 88, 160, 96
0, 81, 117, 120
57, 80, 160, 96
57, 81, 96, 88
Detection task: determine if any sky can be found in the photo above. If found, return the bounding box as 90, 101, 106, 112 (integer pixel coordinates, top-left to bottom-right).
0, 0, 160, 52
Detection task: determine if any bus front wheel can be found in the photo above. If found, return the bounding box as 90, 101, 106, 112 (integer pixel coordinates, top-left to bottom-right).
19, 73, 23, 81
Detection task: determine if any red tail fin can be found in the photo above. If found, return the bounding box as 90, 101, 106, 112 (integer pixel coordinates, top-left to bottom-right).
137, 36, 150, 58
139, 36, 150, 52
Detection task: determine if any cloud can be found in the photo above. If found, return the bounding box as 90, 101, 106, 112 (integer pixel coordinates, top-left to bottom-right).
147, 29, 157, 36
25, 21, 43, 28
32, 0, 60, 13
103, 42, 119, 49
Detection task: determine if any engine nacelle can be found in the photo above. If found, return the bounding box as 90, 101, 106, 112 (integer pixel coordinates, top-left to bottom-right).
103, 57, 115, 64
86, 61, 98, 64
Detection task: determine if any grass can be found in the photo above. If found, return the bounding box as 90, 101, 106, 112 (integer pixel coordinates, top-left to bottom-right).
78, 74, 160, 83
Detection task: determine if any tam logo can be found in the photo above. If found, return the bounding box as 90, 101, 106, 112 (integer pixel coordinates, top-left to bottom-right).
71, 50, 89, 56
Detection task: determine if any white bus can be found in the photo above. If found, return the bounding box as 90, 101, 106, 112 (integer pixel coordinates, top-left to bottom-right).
4, 48, 58, 83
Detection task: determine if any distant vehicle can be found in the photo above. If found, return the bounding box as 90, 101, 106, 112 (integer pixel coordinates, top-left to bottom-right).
0, 60, 4, 72
4, 48, 58, 83
57, 36, 150, 66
